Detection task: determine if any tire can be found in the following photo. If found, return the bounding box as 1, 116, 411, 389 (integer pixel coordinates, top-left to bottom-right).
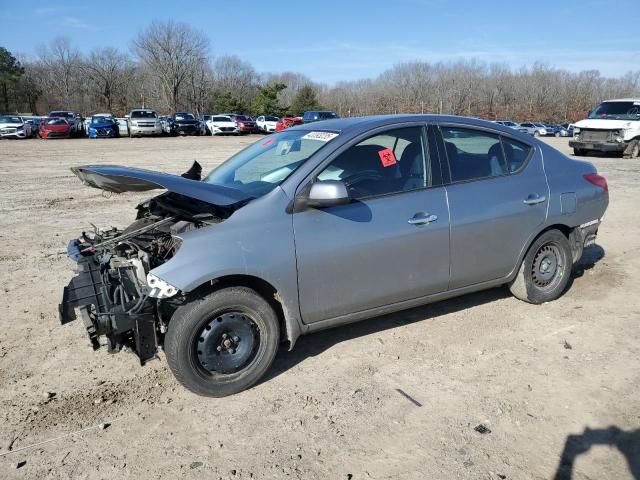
623, 139, 639, 159
164, 287, 280, 397
509, 229, 572, 304
555, 132, 560, 137
533, 131, 540, 137
573, 148, 586, 156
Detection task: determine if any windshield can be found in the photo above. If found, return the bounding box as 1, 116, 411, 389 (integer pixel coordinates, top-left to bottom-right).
131, 111, 157, 119
588, 101, 640, 120
0, 116, 22, 123
175, 113, 195, 120
203, 130, 338, 198
264, 116, 279, 121
212, 116, 231, 122
318, 112, 338, 119
236, 115, 253, 121
91, 116, 112, 124
45, 118, 68, 125
50, 111, 73, 118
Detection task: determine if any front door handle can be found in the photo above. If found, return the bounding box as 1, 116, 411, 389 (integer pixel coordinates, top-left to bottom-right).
523, 194, 546, 205
408, 212, 438, 225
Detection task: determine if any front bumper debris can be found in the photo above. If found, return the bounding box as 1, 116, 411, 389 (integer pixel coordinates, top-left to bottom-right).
58, 240, 158, 364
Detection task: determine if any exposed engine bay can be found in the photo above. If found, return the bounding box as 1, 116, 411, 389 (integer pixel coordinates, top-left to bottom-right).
59, 162, 240, 364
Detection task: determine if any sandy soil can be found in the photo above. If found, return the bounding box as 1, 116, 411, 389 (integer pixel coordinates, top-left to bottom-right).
0, 134, 638, 480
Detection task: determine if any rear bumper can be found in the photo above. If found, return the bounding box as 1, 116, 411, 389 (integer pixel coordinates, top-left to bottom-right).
569, 140, 626, 152
570, 220, 601, 263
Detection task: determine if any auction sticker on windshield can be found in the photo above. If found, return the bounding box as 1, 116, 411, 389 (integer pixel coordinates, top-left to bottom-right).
302, 131, 339, 142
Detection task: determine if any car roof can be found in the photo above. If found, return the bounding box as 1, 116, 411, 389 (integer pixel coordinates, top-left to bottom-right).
288, 114, 528, 136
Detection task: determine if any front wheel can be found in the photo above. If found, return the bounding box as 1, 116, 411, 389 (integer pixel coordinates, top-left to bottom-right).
623, 139, 639, 159
509, 229, 572, 304
164, 287, 280, 397
573, 148, 587, 156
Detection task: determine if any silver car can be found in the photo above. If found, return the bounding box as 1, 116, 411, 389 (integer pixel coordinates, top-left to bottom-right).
127, 108, 163, 137
59, 115, 609, 397
519, 122, 548, 137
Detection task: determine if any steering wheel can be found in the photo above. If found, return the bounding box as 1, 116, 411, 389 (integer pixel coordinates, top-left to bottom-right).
342, 169, 383, 197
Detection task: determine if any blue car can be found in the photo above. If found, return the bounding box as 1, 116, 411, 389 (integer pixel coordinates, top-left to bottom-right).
88, 116, 119, 138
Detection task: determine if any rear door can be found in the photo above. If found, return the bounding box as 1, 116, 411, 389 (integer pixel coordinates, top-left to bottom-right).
293, 125, 451, 324
437, 124, 548, 289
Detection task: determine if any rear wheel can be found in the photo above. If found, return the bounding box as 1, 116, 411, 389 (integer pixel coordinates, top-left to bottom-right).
509, 229, 572, 304
573, 148, 587, 156
164, 287, 280, 397
533, 131, 540, 137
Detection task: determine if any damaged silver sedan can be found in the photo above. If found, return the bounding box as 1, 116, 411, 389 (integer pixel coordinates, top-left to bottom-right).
60, 115, 609, 397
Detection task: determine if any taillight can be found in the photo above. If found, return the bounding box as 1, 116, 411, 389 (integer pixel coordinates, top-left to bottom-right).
584, 173, 608, 192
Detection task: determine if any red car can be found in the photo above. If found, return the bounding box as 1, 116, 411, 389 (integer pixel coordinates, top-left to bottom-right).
275, 116, 304, 132
39, 118, 72, 139
231, 115, 260, 134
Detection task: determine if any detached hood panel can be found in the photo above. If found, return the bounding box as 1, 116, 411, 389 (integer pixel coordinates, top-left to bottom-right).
71, 165, 249, 206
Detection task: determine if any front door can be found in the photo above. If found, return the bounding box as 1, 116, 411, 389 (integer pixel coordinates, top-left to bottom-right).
293, 126, 451, 324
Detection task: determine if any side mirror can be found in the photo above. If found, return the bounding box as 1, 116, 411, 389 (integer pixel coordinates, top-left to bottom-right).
307, 180, 351, 208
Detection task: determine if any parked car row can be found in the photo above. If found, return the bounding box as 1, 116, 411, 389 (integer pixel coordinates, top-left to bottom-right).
493, 120, 573, 137
1, 109, 340, 140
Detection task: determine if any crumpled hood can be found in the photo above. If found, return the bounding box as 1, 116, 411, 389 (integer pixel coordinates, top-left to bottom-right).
574, 119, 637, 130
71, 165, 250, 206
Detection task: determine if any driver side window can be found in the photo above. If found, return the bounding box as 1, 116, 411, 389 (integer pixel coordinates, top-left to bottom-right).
317, 126, 428, 200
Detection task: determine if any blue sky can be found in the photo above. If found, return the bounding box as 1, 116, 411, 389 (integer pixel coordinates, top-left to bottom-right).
2, 0, 639, 84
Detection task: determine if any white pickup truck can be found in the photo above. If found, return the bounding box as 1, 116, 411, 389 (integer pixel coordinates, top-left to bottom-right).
569, 98, 640, 158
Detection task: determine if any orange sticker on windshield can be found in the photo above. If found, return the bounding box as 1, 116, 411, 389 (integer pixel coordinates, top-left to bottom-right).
378, 148, 397, 167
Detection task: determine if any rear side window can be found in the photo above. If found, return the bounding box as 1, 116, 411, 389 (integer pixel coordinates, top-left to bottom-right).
317, 126, 429, 199
502, 137, 531, 173
441, 127, 507, 182
441, 126, 532, 182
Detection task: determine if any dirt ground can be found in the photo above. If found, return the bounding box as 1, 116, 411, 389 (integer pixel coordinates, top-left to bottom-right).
0, 134, 638, 480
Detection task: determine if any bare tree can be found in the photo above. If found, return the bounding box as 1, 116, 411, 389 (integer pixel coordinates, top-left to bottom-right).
82, 48, 134, 112
132, 20, 209, 111
37, 37, 82, 109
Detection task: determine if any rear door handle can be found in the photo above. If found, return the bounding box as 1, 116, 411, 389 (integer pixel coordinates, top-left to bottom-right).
523, 194, 546, 205
408, 213, 438, 225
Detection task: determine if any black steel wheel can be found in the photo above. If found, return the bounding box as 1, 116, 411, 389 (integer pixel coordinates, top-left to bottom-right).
165, 287, 280, 397
509, 229, 572, 304
195, 312, 259, 374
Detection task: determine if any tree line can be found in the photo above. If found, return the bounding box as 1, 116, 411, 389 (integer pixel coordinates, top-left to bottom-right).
1, 20, 639, 122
